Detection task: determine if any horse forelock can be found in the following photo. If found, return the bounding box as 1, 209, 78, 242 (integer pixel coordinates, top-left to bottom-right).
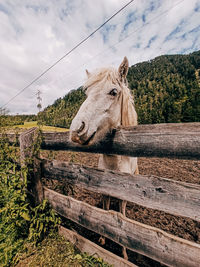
84, 67, 121, 93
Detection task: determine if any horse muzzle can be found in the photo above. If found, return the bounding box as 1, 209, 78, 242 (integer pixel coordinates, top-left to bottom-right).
70, 130, 96, 146
70, 131, 85, 145
70, 121, 87, 144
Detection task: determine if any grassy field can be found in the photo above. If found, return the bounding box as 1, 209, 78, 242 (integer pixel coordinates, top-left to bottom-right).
13, 121, 69, 132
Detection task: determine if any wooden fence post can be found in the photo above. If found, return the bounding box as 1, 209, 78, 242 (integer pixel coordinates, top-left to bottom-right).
20, 127, 43, 204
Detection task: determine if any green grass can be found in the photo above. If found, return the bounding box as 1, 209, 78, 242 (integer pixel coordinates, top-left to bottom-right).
15, 233, 111, 267
13, 121, 69, 132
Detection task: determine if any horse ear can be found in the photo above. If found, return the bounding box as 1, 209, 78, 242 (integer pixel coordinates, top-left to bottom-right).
86, 69, 91, 78
118, 56, 129, 82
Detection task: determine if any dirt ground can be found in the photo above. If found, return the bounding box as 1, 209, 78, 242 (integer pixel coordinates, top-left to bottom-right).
41, 150, 200, 267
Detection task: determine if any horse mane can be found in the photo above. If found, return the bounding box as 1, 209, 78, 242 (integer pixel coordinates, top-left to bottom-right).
84, 67, 137, 127
121, 84, 137, 127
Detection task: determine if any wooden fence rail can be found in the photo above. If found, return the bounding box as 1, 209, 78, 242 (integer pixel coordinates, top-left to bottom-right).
42, 159, 200, 222
41, 123, 200, 159
3, 122, 200, 159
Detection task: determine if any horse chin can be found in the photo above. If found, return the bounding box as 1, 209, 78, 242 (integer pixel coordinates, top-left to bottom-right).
86, 127, 110, 146
82, 131, 97, 146
78, 122, 112, 146
82, 130, 105, 146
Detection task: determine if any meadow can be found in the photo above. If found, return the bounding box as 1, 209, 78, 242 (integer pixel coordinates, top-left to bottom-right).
13, 121, 69, 132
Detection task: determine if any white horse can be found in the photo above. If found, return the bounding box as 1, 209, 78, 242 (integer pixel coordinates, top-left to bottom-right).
70, 57, 138, 259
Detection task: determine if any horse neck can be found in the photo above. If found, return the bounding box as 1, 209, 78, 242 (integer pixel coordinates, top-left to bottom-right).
98, 89, 137, 175
98, 154, 137, 175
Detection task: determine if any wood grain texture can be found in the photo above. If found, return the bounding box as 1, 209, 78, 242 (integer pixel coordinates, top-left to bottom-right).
44, 187, 200, 267
2, 123, 200, 159
59, 226, 137, 267
41, 123, 200, 159
43, 159, 200, 222
20, 128, 43, 203
19, 127, 37, 166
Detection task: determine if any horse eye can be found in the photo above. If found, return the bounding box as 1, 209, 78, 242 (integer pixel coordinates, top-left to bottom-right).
109, 88, 118, 96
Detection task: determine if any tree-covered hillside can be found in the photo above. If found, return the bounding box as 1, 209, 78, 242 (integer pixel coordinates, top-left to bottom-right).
40, 50, 200, 128
128, 50, 200, 124
39, 88, 86, 128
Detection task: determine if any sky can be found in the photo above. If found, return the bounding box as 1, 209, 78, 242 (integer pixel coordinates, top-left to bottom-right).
0, 0, 200, 114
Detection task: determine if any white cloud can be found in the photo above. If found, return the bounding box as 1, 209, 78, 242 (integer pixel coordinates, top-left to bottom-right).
0, 0, 199, 114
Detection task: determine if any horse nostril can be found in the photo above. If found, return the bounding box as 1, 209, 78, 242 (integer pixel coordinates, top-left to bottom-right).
77, 121, 85, 134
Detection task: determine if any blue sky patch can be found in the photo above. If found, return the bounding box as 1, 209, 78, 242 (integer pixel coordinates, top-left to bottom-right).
146, 35, 157, 48
0, 4, 9, 15
26, 4, 49, 14
131, 42, 141, 49
100, 24, 116, 43
142, 0, 161, 21
122, 11, 138, 33
164, 19, 185, 42
194, 3, 200, 12
142, 14, 146, 23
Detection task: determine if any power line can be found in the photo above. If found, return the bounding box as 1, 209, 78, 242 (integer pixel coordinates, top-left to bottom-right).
32, 0, 186, 109
45, 0, 186, 91
29, 0, 187, 112
0, 0, 135, 109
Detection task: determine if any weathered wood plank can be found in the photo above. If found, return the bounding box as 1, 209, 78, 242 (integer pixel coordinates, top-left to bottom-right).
43, 159, 200, 222
59, 226, 137, 267
20, 128, 37, 165
2, 123, 200, 159
20, 128, 43, 203
44, 187, 200, 267
41, 123, 200, 159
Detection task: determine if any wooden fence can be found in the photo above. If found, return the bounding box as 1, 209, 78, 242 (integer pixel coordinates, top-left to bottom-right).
3, 122, 200, 267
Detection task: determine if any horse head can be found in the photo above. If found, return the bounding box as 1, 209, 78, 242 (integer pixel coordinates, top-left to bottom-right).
70, 57, 137, 145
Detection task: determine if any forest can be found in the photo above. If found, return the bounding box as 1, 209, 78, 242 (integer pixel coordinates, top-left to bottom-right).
39, 50, 200, 128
